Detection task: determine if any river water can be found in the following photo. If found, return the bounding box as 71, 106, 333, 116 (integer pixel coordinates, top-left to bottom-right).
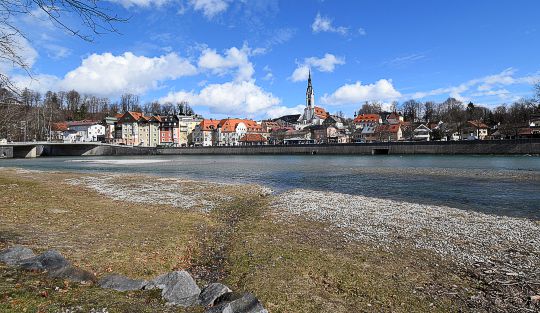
1, 155, 539, 220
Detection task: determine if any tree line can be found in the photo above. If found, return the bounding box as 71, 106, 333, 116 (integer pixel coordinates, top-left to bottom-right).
355, 84, 540, 138
0, 88, 194, 142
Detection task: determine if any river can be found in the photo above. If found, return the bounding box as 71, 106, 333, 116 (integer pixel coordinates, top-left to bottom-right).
1, 155, 539, 219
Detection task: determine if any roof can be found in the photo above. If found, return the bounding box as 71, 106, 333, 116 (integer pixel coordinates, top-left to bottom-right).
274, 114, 301, 124
118, 111, 144, 123
467, 120, 489, 129
377, 124, 401, 133
387, 112, 401, 120
51, 122, 68, 131
314, 106, 328, 119
239, 133, 267, 142
199, 119, 220, 131
67, 120, 101, 127
354, 114, 380, 124
218, 118, 258, 132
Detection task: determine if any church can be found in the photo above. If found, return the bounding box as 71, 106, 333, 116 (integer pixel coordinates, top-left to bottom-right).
297, 71, 328, 128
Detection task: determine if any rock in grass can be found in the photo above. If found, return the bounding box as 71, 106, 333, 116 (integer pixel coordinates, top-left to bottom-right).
206, 293, 268, 313
199, 283, 232, 307
49, 266, 96, 283
18, 250, 69, 271
150, 271, 200, 307
0, 246, 35, 266
99, 274, 148, 291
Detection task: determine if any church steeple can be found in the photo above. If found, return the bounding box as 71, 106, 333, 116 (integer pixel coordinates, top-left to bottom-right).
306, 70, 314, 108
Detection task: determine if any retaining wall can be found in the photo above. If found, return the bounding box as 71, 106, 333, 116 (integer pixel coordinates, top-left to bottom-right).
157, 139, 540, 155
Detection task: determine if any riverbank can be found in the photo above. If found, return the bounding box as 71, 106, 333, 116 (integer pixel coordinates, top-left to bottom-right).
1, 168, 539, 312
2, 139, 540, 158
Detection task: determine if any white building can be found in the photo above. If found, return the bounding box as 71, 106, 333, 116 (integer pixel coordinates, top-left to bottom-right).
63, 121, 105, 142
413, 124, 432, 141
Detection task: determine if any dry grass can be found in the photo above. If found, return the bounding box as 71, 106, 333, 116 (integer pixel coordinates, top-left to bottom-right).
0, 168, 502, 312
0, 168, 216, 279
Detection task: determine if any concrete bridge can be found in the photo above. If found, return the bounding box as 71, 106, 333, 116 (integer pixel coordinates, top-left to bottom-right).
0, 142, 155, 158
1, 139, 539, 158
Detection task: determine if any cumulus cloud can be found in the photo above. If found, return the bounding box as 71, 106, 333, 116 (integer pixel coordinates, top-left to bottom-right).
290, 53, 345, 82
189, 0, 230, 18
0, 32, 38, 72
411, 68, 540, 101
14, 52, 197, 97
198, 44, 254, 81
159, 80, 281, 116
265, 104, 304, 119
321, 79, 401, 105
312, 13, 348, 35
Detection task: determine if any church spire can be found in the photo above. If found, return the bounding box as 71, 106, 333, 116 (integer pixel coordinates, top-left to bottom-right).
306, 69, 314, 107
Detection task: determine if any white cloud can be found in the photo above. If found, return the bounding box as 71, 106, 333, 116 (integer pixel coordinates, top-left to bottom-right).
290, 53, 345, 82
14, 52, 197, 97
321, 79, 402, 105
189, 0, 230, 19
358, 28, 367, 36
262, 65, 274, 83
312, 13, 348, 35
265, 105, 304, 118
198, 44, 255, 82
159, 80, 281, 116
411, 68, 540, 102
0, 32, 38, 72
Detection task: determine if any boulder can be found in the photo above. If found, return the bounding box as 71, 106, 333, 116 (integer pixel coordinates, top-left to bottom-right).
150, 271, 200, 307
206, 293, 268, 313
199, 283, 232, 307
49, 266, 97, 283
99, 274, 148, 291
18, 250, 69, 272
0, 246, 35, 266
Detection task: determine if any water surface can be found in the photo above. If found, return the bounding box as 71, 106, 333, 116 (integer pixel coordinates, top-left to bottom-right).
1, 155, 539, 219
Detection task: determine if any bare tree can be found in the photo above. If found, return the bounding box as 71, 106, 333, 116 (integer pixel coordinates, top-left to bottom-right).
0, 0, 125, 93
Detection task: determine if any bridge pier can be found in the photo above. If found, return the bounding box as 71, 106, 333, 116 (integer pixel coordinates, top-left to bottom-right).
12, 145, 37, 158
0, 146, 13, 158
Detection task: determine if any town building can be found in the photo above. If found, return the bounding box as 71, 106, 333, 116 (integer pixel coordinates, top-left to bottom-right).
353, 114, 382, 129
239, 133, 267, 145
216, 118, 261, 146
191, 119, 220, 146
461, 120, 489, 140
61, 120, 105, 143
116, 112, 143, 145
413, 124, 432, 141
376, 124, 403, 142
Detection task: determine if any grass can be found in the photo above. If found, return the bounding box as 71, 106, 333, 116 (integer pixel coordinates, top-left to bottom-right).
0, 168, 481, 312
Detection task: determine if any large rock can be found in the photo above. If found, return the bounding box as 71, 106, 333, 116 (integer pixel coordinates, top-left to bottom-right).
0, 246, 35, 266
206, 293, 268, 313
49, 266, 96, 283
18, 250, 69, 271
150, 271, 200, 307
200, 283, 232, 307
99, 274, 148, 291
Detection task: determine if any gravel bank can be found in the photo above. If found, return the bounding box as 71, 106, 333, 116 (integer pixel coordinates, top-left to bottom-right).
65, 174, 271, 212
272, 189, 540, 273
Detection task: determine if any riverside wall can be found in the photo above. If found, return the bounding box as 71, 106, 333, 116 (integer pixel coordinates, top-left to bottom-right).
157, 139, 540, 155
1, 139, 539, 158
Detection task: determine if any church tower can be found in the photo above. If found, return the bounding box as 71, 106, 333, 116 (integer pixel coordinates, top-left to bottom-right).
306, 70, 314, 108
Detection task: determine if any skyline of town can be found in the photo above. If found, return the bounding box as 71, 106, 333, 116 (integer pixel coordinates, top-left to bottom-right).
5, 1, 540, 120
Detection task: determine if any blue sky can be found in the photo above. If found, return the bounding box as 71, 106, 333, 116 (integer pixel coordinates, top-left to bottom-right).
9, 0, 540, 119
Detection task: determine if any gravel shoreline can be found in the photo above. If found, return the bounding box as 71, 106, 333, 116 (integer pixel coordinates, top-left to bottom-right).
272, 189, 540, 274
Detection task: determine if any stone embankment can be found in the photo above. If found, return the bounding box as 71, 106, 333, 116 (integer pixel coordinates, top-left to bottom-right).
0, 246, 267, 313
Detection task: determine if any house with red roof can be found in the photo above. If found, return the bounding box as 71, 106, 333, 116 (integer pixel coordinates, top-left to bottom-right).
192, 119, 220, 146
353, 114, 382, 129
461, 120, 489, 140
239, 133, 267, 145
375, 124, 403, 142
216, 118, 266, 146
